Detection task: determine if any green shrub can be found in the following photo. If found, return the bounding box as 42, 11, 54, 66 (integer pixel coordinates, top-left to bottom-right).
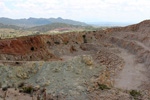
22, 86, 33, 94
130, 90, 141, 100
31, 47, 34, 51
98, 83, 110, 90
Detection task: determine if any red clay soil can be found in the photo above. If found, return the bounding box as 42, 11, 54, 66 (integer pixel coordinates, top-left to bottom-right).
0, 35, 60, 61
0, 31, 100, 61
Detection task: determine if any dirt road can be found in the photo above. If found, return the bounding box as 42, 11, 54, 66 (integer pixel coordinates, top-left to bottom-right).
114, 48, 148, 90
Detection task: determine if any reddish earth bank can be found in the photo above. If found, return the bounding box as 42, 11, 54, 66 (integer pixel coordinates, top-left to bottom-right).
0, 31, 100, 61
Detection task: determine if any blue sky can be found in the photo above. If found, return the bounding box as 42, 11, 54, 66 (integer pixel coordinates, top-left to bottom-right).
0, 0, 150, 23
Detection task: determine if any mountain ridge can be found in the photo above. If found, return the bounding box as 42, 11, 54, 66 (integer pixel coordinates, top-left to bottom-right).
0, 17, 88, 27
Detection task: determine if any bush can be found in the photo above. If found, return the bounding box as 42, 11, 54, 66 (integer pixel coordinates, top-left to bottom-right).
130, 90, 141, 99
98, 83, 110, 90
18, 82, 25, 88
31, 47, 34, 51
22, 86, 33, 94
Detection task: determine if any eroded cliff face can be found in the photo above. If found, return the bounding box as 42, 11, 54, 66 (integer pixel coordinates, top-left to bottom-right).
0, 36, 59, 61
0, 31, 101, 61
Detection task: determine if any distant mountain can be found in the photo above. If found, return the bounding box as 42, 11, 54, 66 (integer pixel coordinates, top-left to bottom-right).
0, 17, 88, 27
28, 23, 93, 32
0, 23, 22, 30
48, 17, 87, 26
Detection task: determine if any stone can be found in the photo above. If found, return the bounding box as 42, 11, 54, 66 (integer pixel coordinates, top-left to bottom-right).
82, 56, 93, 66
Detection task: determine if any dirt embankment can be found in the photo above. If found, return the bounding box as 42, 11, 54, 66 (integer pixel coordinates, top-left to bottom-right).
0, 31, 101, 61
0, 36, 58, 61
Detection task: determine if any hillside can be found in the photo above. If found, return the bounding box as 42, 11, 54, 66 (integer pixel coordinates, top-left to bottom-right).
0, 17, 88, 27
28, 23, 94, 32
0, 23, 22, 30
0, 20, 150, 99
0, 23, 96, 39
48, 17, 87, 26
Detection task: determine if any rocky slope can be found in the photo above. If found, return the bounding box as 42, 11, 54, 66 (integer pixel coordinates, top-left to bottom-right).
0, 20, 150, 100
0, 31, 100, 61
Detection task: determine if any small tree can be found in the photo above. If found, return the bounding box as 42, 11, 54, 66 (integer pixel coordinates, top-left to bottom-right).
31, 47, 34, 51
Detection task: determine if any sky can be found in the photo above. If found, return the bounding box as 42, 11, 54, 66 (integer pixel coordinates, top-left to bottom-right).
0, 0, 150, 23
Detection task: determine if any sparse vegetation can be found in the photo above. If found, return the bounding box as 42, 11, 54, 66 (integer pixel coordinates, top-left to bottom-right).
18, 82, 25, 88
82, 35, 87, 43
0, 95, 2, 98
130, 90, 141, 100
22, 86, 33, 94
0, 82, 2, 88
0, 24, 102, 39
15, 62, 20, 65
2, 87, 8, 91
31, 47, 34, 51
98, 83, 110, 90
28, 23, 94, 32
54, 42, 60, 45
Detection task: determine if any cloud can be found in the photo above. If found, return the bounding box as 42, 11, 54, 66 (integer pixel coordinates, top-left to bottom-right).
0, 2, 5, 7
0, 0, 150, 22
0, 2, 11, 13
